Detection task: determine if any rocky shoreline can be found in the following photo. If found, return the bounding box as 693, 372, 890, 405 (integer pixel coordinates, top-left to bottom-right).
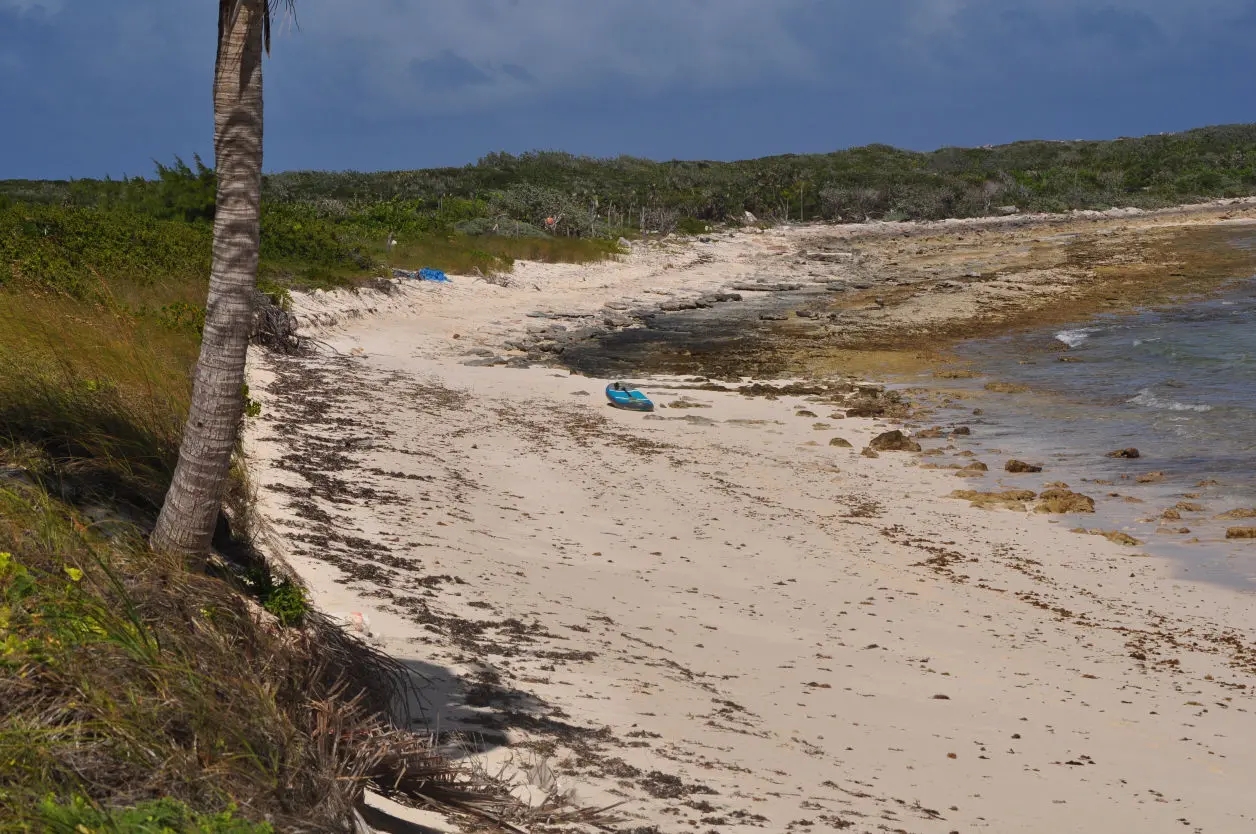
434, 199, 1256, 381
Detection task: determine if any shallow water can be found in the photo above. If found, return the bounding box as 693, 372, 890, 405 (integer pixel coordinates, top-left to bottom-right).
904, 241, 1256, 588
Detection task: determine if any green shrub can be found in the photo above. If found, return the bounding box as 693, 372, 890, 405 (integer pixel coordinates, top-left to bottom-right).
0, 203, 211, 299
260, 203, 370, 270
37, 796, 272, 834
242, 564, 307, 628
675, 217, 712, 235
455, 216, 548, 238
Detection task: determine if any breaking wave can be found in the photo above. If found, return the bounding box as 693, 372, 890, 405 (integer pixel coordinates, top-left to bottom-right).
1128, 388, 1213, 413
1055, 328, 1097, 348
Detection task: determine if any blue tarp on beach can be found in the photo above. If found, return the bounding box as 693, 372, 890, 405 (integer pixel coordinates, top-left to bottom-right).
392, 267, 450, 283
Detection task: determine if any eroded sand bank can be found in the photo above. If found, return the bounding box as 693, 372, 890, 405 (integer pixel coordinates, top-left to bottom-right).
246, 203, 1256, 833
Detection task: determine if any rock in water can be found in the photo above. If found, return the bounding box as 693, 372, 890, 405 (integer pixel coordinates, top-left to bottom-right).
1005, 460, 1043, 473
1106, 448, 1141, 459
984, 381, 1030, 394
1101, 531, 1143, 547
829, 437, 853, 448
1226, 527, 1256, 540
868, 430, 922, 452
1036, 489, 1096, 514
950, 489, 1037, 511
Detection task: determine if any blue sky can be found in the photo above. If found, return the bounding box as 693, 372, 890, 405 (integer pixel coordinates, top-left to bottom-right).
2, 0, 1255, 179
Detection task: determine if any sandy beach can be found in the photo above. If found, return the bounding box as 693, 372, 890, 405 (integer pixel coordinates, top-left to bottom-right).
245, 203, 1256, 833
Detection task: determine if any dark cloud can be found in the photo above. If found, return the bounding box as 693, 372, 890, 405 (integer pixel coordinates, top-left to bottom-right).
408, 50, 492, 89
500, 63, 536, 84
2, 1, 1255, 178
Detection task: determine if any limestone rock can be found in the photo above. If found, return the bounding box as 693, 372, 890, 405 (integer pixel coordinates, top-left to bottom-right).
950, 489, 1037, 511
868, 430, 922, 453
805, 251, 855, 263
1035, 489, 1096, 514
1076, 529, 1143, 547
731, 281, 803, 292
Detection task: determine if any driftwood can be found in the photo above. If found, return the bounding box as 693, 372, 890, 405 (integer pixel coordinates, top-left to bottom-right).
251, 290, 303, 353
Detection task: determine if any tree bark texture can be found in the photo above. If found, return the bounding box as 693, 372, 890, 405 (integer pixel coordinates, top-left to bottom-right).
151, 0, 264, 556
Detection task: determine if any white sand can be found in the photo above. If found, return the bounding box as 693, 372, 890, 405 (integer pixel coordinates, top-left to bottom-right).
246, 220, 1256, 833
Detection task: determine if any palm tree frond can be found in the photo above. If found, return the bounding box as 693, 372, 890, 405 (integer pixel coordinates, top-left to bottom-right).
264, 0, 298, 54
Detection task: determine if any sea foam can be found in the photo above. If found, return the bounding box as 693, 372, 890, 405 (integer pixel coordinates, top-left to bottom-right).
1055, 328, 1096, 348
1128, 388, 1213, 413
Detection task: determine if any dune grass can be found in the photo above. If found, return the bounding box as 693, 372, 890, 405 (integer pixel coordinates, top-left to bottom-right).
0, 477, 419, 830
0, 184, 565, 828
0, 285, 494, 829
380, 232, 625, 276
0, 292, 196, 516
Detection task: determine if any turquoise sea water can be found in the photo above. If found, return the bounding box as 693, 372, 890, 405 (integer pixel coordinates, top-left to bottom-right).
910, 240, 1256, 588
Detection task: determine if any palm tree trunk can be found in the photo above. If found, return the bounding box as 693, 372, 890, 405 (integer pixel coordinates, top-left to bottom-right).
151, 0, 265, 556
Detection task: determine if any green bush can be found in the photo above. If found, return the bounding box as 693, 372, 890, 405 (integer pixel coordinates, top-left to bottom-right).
242, 564, 308, 629
455, 216, 548, 238
675, 216, 712, 235
37, 796, 272, 834
0, 204, 211, 299
260, 203, 370, 270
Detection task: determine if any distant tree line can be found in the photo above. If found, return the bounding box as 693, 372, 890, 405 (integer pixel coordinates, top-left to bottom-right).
258, 123, 1256, 228
3, 124, 1256, 262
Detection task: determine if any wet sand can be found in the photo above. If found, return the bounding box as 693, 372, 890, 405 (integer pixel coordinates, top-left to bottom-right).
246, 201, 1256, 833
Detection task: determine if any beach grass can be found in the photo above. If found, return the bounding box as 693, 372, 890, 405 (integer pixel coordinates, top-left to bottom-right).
0, 280, 487, 827
380, 232, 625, 276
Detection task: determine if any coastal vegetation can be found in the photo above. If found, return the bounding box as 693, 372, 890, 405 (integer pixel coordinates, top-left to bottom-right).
3, 121, 1256, 827
5, 124, 1254, 306
5, 123, 1256, 251
0, 1, 485, 829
